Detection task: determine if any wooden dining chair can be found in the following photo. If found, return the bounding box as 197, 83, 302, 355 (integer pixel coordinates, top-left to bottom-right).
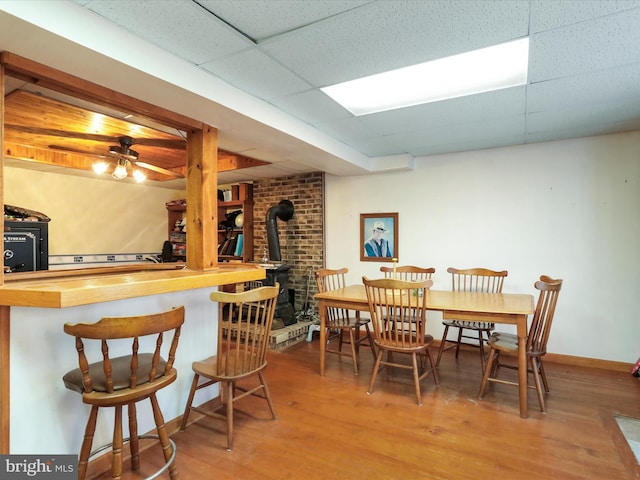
362, 276, 439, 405
380, 265, 435, 336
315, 268, 376, 375
380, 265, 435, 281
181, 284, 279, 451
435, 267, 508, 370
478, 276, 562, 413
62, 306, 185, 480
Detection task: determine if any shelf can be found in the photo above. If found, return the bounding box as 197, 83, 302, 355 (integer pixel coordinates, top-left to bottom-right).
167, 183, 254, 263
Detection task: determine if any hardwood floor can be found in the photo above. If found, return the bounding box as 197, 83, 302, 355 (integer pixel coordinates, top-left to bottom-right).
93, 338, 640, 479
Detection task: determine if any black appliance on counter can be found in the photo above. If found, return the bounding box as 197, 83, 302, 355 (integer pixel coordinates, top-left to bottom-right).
4, 221, 49, 272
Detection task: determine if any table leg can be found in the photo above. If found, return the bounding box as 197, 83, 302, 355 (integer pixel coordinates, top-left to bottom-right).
318, 300, 326, 376
517, 314, 528, 418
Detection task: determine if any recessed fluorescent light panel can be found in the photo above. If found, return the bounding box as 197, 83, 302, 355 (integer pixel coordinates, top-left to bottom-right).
322, 38, 529, 116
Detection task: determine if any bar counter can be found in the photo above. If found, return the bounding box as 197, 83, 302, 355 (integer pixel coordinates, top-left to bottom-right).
0, 263, 266, 454
0, 263, 266, 307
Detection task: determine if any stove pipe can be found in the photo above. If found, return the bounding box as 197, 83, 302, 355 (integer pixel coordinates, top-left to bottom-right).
266, 200, 294, 262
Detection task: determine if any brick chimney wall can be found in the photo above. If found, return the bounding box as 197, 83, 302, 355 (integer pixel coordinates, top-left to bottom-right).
253, 172, 324, 314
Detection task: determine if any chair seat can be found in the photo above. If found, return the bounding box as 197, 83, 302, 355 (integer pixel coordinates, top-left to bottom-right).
486, 335, 519, 353
442, 320, 495, 330
377, 333, 434, 350
489, 334, 547, 358
63, 353, 168, 394
490, 331, 517, 342
327, 317, 370, 329
192, 354, 266, 380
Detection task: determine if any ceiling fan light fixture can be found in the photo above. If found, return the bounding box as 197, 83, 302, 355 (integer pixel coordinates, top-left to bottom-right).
108, 144, 139, 161
112, 160, 128, 180
92, 161, 108, 175
132, 169, 146, 183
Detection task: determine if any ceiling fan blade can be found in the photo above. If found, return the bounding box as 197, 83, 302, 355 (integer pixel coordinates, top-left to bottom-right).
133, 161, 185, 178
7, 124, 119, 143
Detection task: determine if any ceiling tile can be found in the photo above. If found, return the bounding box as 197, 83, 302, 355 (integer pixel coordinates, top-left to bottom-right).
530, 0, 640, 33
200, 49, 312, 100
357, 87, 527, 136
528, 63, 640, 112
526, 99, 640, 135
274, 89, 352, 124
530, 7, 640, 82
260, 0, 529, 86
198, 0, 370, 41
80, 0, 251, 64
393, 115, 526, 154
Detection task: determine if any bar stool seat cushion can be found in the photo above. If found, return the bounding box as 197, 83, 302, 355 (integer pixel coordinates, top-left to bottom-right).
63, 353, 167, 394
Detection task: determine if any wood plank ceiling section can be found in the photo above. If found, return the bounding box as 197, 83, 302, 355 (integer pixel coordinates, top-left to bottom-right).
3, 87, 268, 183
4, 90, 186, 181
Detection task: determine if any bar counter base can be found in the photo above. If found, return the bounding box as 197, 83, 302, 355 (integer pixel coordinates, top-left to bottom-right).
0, 263, 265, 454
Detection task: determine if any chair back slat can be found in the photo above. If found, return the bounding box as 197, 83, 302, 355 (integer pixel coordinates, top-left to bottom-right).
447, 267, 508, 293
363, 277, 433, 350
63, 306, 185, 395
213, 284, 279, 377
527, 276, 563, 354
380, 265, 435, 281
316, 268, 350, 325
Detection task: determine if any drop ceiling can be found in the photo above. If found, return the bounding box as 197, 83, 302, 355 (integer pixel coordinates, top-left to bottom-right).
3, 1, 640, 185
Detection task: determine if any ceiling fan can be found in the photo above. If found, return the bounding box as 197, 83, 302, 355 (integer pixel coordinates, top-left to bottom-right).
100, 136, 184, 180
5, 124, 185, 181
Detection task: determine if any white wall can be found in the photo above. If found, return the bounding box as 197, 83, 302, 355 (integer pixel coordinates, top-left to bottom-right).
3, 166, 185, 255
10, 288, 219, 454
326, 132, 640, 364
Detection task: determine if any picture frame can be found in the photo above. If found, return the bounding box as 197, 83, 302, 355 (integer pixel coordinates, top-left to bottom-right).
360, 212, 398, 262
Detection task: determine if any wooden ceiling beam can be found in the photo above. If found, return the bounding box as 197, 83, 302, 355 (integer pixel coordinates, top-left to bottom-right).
0, 51, 201, 132
217, 152, 269, 172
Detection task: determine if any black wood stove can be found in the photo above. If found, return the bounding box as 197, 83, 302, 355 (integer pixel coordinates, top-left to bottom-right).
261, 200, 295, 327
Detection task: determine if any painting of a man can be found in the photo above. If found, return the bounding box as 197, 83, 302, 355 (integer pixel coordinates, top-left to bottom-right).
364, 220, 392, 257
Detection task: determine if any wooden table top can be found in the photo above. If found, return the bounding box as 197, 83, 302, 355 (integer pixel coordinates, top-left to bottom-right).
315, 284, 534, 315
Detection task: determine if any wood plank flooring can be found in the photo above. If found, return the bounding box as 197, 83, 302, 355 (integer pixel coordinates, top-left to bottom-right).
92, 338, 640, 479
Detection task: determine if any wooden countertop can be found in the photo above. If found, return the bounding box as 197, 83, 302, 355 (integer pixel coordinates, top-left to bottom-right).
0, 263, 266, 308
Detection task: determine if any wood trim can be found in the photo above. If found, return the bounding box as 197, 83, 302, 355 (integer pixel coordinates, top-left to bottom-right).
186, 125, 219, 270
0, 306, 9, 454
543, 352, 632, 373
0, 52, 200, 131
432, 339, 634, 373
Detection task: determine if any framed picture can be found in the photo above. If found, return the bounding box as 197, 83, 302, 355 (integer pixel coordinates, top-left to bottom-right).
360, 212, 398, 262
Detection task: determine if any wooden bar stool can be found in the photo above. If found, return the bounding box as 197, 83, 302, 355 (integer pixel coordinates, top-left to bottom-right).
62, 306, 185, 480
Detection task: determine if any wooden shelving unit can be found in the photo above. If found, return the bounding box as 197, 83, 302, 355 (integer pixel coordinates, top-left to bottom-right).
218, 183, 254, 262
166, 183, 254, 263
166, 200, 186, 261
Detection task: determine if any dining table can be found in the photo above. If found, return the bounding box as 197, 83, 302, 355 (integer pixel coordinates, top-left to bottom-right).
314, 284, 535, 418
